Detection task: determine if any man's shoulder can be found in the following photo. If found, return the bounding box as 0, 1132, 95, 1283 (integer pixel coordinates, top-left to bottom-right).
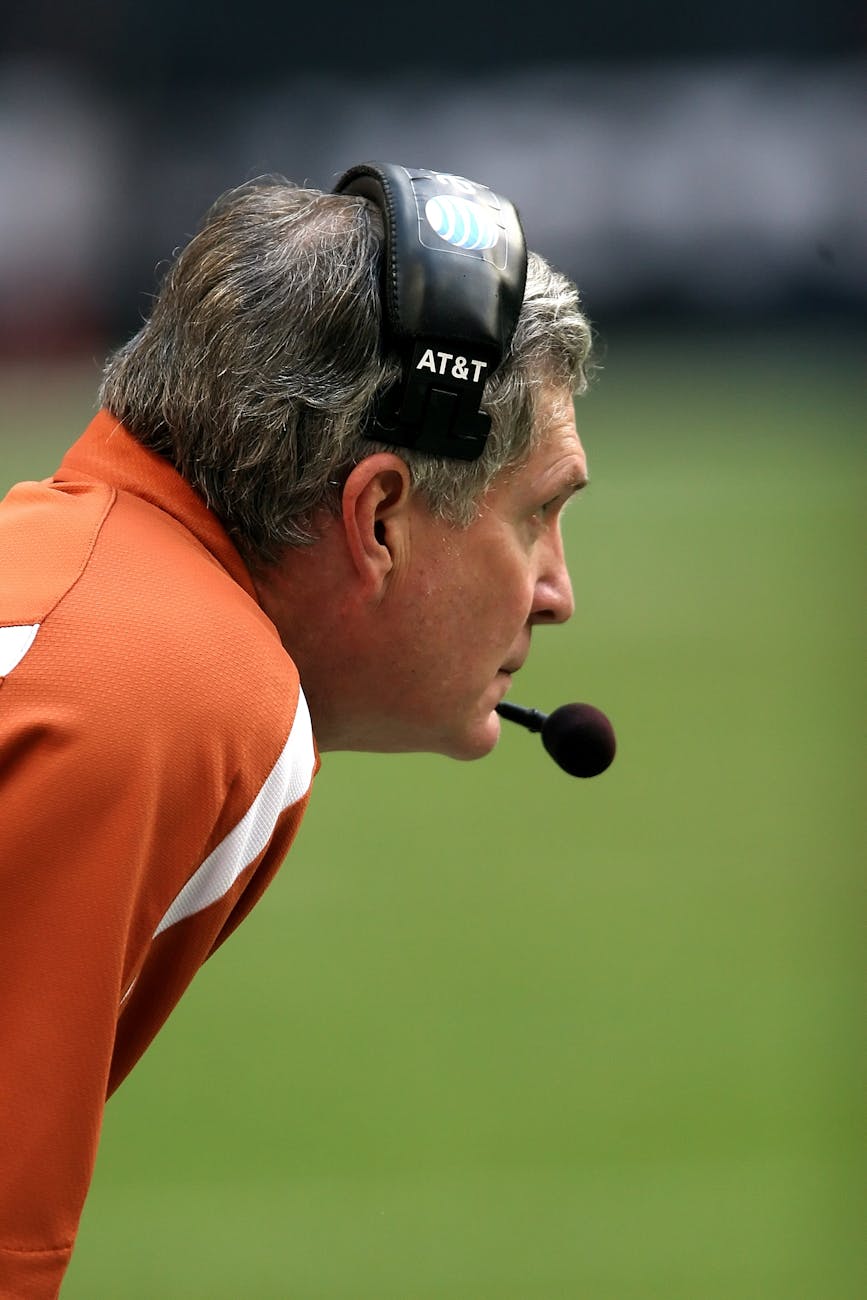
1, 474, 301, 760
0, 475, 116, 626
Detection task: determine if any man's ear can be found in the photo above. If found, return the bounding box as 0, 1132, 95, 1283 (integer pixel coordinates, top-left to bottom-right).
340, 453, 413, 594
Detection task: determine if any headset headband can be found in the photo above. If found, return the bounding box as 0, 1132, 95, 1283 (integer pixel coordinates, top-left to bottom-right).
334, 162, 528, 462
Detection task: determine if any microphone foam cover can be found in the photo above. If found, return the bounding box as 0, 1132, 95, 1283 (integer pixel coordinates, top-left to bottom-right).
541, 703, 616, 778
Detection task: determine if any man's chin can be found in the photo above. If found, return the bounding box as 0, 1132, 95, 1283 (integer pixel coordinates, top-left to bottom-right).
442, 708, 502, 762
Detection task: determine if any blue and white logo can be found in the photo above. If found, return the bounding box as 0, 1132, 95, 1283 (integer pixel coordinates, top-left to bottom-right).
424, 195, 500, 251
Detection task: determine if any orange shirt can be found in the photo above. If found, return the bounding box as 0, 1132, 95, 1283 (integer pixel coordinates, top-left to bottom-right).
0, 411, 318, 1297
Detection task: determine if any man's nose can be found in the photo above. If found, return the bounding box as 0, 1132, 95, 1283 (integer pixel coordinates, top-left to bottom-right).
530, 533, 575, 625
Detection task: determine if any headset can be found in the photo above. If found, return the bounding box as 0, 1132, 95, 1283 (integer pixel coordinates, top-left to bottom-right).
333, 162, 528, 462
333, 164, 617, 777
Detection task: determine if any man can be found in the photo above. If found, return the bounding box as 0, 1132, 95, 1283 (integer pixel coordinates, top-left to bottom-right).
0, 166, 593, 1294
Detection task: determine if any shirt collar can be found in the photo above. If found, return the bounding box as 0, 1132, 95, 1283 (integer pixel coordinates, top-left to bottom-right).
56, 409, 259, 602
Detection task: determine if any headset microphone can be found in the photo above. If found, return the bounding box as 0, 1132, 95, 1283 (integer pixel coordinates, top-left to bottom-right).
496, 701, 616, 778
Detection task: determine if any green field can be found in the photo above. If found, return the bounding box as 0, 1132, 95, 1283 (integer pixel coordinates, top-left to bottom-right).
2, 325, 864, 1298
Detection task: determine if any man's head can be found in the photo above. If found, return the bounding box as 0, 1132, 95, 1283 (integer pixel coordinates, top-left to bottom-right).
99, 174, 595, 758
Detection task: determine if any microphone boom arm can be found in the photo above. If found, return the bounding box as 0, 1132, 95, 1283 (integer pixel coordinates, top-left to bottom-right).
495, 701, 548, 733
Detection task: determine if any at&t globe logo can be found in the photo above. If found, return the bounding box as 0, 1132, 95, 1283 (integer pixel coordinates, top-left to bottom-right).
423, 194, 500, 251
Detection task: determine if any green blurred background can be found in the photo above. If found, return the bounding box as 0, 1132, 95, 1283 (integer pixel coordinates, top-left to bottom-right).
2, 322, 863, 1297
3, 4, 865, 1293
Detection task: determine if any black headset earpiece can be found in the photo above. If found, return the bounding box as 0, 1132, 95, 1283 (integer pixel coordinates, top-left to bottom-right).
333, 162, 528, 461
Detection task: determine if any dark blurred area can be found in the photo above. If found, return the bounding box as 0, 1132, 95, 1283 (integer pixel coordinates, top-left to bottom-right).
0, 0, 865, 357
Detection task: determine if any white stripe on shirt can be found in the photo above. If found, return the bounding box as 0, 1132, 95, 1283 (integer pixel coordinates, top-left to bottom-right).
0, 623, 40, 675
154, 689, 315, 936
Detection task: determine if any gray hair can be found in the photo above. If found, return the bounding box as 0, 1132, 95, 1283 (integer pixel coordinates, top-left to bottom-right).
99, 176, 593, 567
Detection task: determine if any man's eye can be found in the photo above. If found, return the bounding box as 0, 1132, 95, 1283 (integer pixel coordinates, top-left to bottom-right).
533, 498, 558, 521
